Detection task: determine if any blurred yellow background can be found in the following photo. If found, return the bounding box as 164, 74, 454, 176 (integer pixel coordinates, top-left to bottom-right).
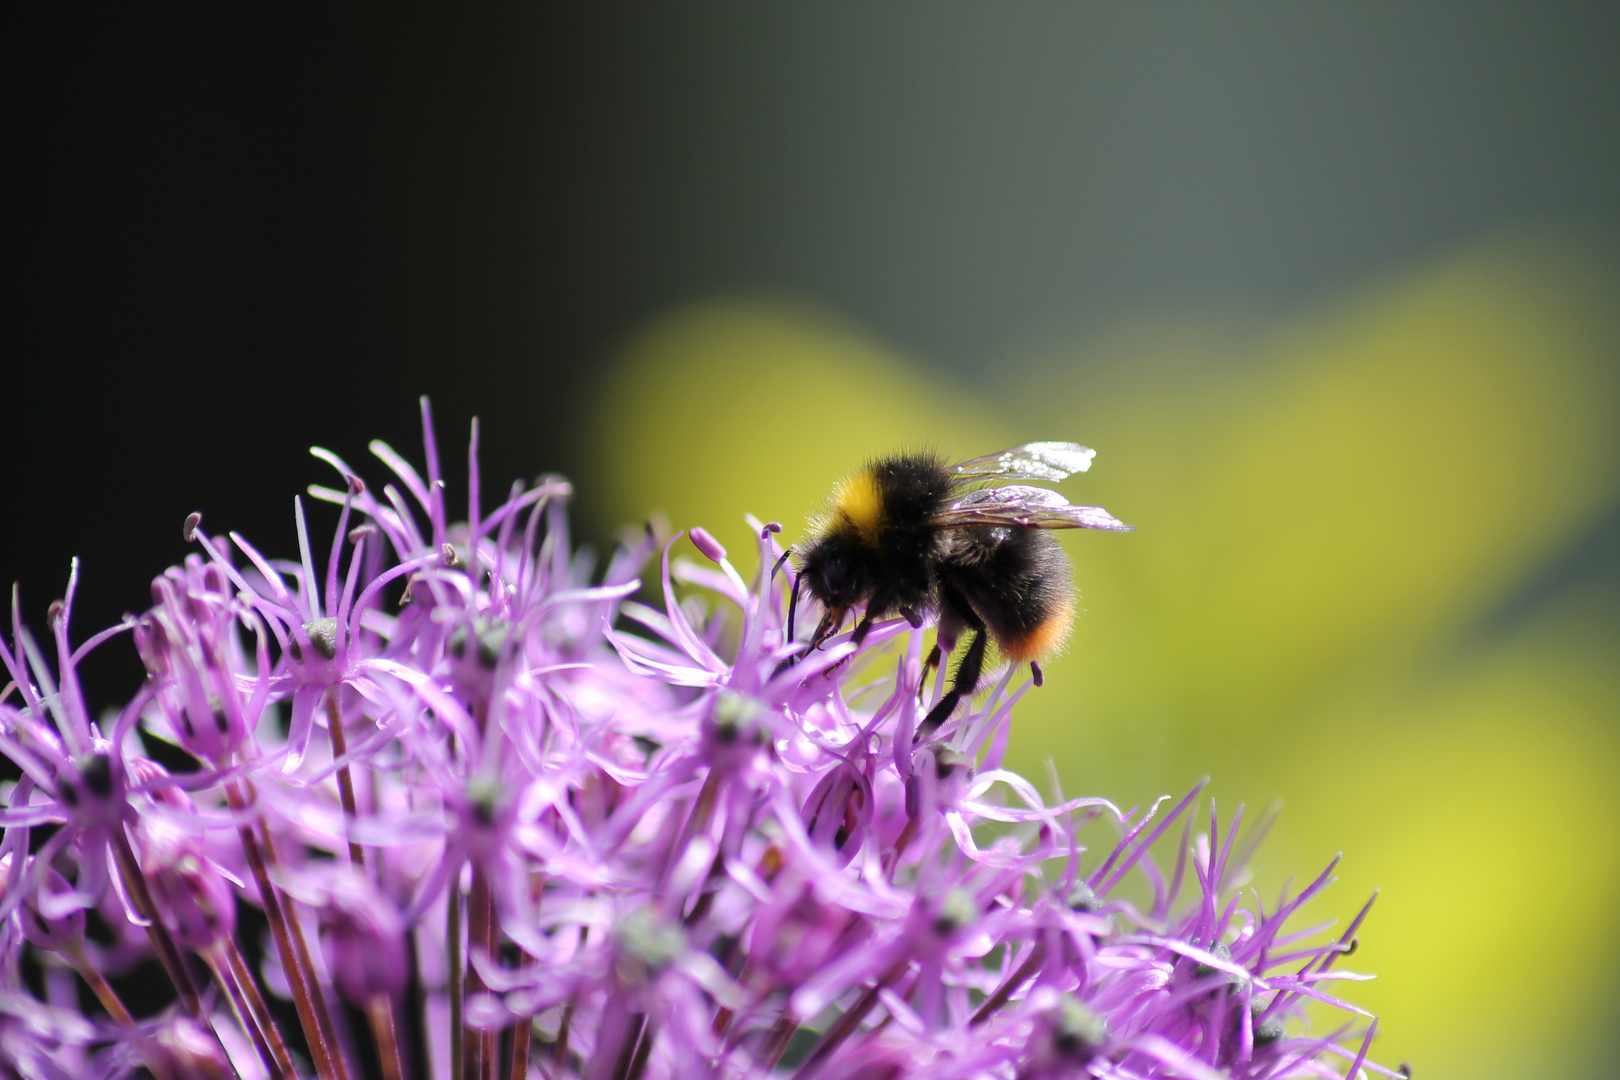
585, 232, 1620, 1079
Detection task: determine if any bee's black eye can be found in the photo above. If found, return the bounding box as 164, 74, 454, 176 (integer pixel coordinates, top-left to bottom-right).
816, 557, 856, 603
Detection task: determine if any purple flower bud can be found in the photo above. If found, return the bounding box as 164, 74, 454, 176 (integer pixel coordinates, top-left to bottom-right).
126, 757, 197, 813
612, 906, 685, 986
802, 764, 869, 864
833, 1049, 910, 1080
0, 856, 86, 954
150, 1017, 234, 1080
292, 616, 339, 662
450, 618, 507, 666
1250, 1006, 1286, 1048
1064, 880, 1101, 913
700, 690, 767, 774
1024, 995, 1109, 1078
138, 576, 255, 761
750, 886, 853, 984
132, 612, 172, 678
320, 872, 408, 1004
923, 888, 979, 942
689, 527, 727, 563
171, 690, 244, 763
140, 825, 236, 952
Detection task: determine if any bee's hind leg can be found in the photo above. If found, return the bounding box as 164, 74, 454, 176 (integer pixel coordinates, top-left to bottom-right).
919, 587, 986, 737
919, 628, 985, 736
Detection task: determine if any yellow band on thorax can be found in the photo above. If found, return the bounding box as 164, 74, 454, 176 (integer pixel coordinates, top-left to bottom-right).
832, 468, 885, 544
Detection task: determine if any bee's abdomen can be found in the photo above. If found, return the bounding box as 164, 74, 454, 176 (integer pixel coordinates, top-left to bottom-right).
947, 528, 1074, 661
998, 594, 1074, 661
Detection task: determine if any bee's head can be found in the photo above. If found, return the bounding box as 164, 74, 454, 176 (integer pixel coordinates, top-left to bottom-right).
795, 533, 865, 609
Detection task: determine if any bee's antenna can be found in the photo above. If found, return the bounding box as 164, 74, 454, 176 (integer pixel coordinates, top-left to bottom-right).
786, 571, 803, 644
771, 548, 793, 582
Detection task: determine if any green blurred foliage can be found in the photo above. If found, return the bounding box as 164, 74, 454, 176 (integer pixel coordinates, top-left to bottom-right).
586, 233, 1620, 1079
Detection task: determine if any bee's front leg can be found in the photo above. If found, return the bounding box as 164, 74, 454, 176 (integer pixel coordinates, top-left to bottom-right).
810, 607, 846, 650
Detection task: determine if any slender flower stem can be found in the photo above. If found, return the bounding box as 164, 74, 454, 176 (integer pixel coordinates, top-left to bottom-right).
552, 995, 576, 1072
624, 1017, 656, 1080
222, 938, 298, 1080
970, 939, 1048, 1026
257, 815, 354, 1080
109, 828, 204, 1016
328, 691, 408, 1080
710, 960, 751, 1039
64, 941, 134, 1025
66, 941, 181, 1080
884, 817, 918, 877
607, 1013, 646, 1080
482, 871, 499, 1080
549, 921, 585, 1072
508, 871, 542, 1080
449, 877, 465, 1080
205, 950, 285, 1080
326, 693, 366, 867
227, 780, 343, 1080
467, 866, 495, 1080
367, 997, 407, 1080
791, 956, 911, 1080
757, 1015, 797, 1072
508, 1012, 531, 1080
403, 927, 430, 1080
659, 773, 719, 890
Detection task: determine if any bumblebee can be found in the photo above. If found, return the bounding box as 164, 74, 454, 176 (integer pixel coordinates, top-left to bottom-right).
789, 442, 1132, 733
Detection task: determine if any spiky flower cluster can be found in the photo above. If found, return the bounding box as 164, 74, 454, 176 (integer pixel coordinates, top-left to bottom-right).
0, 403, 1395, 1080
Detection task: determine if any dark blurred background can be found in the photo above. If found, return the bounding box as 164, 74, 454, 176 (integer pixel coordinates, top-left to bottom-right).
5, 7, 1620, 1077
9, 5, 1619, 666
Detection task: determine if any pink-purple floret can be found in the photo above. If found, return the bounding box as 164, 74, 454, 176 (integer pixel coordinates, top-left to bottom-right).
0, 401, 1396, 1080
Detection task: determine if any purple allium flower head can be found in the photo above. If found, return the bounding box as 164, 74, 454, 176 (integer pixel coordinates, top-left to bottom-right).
0, 400, 1400, 1080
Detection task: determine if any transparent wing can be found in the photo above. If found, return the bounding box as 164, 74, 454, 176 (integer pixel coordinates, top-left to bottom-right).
948, 441, 1096, 483
929, 485, 1134, 531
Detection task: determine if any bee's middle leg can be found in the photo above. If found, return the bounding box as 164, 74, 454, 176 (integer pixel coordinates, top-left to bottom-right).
850, 612, 876, 647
